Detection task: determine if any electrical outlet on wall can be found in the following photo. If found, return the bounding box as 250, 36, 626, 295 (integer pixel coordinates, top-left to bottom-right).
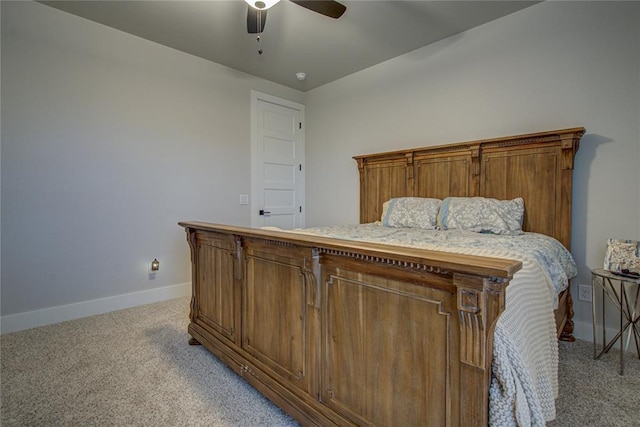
578, 284, 592, 302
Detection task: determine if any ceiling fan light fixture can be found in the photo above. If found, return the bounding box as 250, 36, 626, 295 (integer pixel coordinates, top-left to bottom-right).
245, 0, 280, 10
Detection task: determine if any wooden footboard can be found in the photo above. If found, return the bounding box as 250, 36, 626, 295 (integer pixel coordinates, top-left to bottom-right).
181, 222, 521, 426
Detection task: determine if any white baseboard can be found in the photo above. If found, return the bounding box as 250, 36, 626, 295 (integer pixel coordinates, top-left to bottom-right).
573, 319, 640, 354
573, 319, 594, 342
574, 319, 631, 343
0, 282, 191, 334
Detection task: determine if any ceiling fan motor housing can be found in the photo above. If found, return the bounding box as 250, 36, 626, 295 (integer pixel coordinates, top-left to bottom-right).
247, 0, 280, 10
247, 0, 346, 34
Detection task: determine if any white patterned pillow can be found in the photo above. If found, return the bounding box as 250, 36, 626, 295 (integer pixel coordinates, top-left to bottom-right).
381, 197, 441, 230
437, 197, 525, 235
604, 239, 640, 275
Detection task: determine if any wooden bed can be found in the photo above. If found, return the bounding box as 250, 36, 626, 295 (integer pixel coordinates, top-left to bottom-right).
180, 127, 585, 426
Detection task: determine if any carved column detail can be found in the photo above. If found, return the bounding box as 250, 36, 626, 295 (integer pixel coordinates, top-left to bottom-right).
405, 152, 415, 196
559, 128, 585, 171
303, 249, 321, 309
455, 274, 508, 369
458, 287, 486, 368
234, 236, 243, 280
185, 228, 198, 323
470, 144, 481, 177
356, 158, 365, 182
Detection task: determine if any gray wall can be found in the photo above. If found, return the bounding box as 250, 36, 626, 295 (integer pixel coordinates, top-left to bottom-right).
304, 1, 640, 340
2, 1, 639, 341
1, 1, 303, 322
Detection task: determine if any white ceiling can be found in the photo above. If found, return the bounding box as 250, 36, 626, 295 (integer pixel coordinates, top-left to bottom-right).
40, 0, 539, 91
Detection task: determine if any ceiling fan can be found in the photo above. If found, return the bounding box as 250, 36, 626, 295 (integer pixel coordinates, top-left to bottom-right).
245, 0, 346, 34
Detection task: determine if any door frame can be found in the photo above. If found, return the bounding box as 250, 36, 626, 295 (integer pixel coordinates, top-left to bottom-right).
250, 90, 306, 228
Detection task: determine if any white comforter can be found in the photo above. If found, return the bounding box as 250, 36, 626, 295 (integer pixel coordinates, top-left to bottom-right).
286, 224, 577, 426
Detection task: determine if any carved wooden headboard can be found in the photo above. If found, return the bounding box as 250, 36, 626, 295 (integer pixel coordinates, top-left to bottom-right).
353, 128, 585, 250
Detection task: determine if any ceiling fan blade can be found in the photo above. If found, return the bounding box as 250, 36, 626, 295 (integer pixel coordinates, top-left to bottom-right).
290, 0, 346, 19
247, 6, 268, 33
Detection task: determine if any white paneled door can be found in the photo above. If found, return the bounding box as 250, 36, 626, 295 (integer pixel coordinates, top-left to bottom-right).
251, 91, 305, 229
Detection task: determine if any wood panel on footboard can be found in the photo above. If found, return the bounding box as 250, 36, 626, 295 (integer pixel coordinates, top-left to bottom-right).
181, 222, 521, 426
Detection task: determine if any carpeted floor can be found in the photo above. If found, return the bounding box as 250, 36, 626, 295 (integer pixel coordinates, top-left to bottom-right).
550, 339, 640, 427
1, 297, 639, 426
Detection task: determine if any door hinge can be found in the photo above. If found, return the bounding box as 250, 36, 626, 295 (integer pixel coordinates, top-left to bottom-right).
299, 164, 302, 171
299, 206, 302, 213
299, 122, 302, 129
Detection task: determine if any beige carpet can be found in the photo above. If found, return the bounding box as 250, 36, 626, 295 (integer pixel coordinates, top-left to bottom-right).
1, 297, 639, 426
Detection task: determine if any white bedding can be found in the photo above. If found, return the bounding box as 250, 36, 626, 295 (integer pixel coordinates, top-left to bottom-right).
283, 224, 578, 426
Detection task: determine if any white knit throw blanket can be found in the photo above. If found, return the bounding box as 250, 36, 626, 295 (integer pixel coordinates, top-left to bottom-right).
487, 256, 559, 426
418, 245, 559, 426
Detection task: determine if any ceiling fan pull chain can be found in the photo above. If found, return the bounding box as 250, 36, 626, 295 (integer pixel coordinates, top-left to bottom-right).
257, 9, 263, 54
